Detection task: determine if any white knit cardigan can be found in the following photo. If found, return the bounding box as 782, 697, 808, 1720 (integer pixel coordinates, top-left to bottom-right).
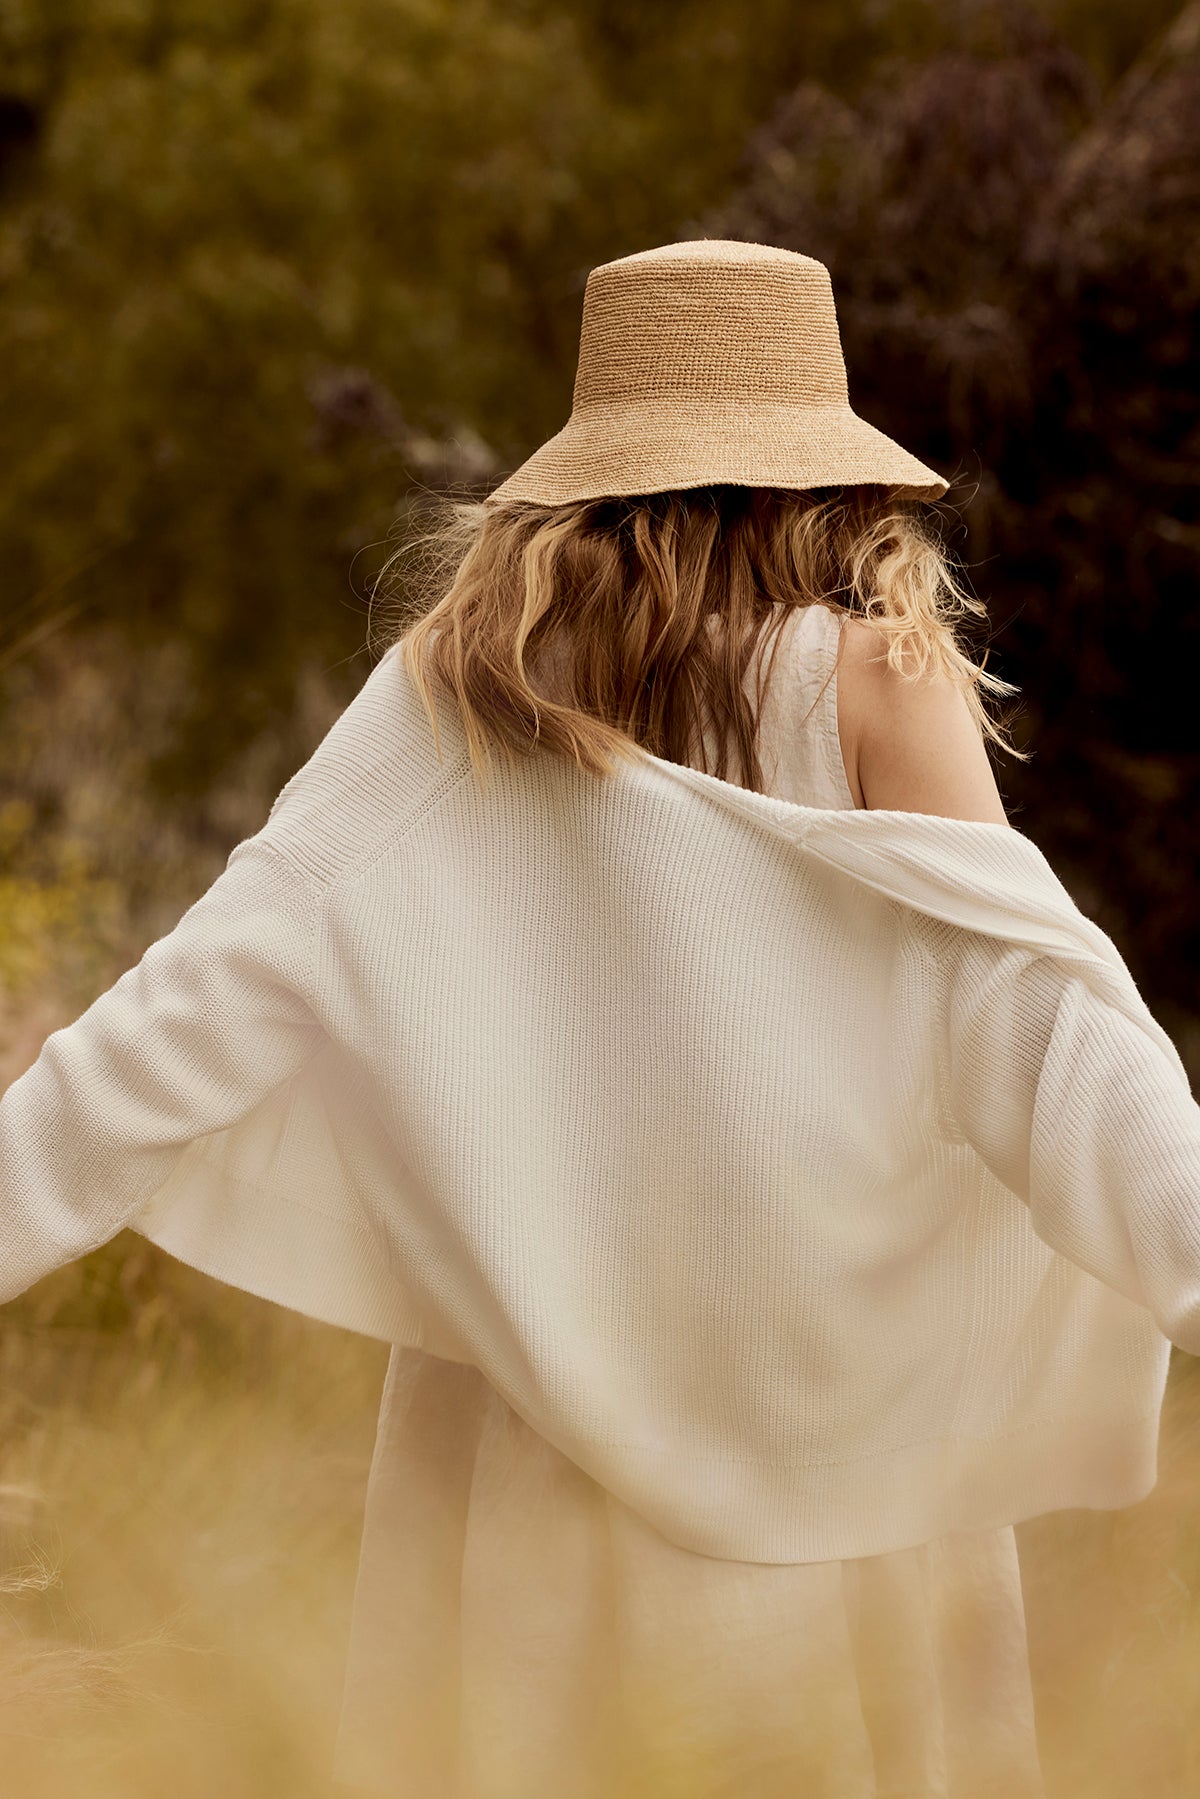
3, 643, 1199, 1561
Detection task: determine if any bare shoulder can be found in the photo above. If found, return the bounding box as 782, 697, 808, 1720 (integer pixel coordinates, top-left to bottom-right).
835, 615, 1011, 826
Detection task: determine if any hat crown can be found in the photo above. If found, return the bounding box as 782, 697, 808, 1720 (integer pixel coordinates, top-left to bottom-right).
572, 240, 849, 412
483, 236, 947, 507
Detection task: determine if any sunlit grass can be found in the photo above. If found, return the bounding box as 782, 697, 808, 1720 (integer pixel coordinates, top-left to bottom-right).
5, 1247, 1200, 1797
1019, 1346, 1200, 1798
0, 632, 386, 1795
0, 1244, 388, 1798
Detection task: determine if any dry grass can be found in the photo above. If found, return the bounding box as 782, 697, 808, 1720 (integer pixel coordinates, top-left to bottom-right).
4, 1256, 1200, 1798
1018, 1347, 1200, 1797
0, 1249, 388, 1797
0, 628, 393, 1787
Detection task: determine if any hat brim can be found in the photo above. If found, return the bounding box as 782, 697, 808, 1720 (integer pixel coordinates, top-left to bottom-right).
485, 398, 948, 507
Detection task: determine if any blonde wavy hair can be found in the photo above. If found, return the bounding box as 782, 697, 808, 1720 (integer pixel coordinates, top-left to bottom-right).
372, 483, 1027, 794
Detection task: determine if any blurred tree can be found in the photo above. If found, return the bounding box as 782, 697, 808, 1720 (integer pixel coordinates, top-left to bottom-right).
0, 0, 1177, 782
1, 0, 629, 791
707, 0, 1200, 1043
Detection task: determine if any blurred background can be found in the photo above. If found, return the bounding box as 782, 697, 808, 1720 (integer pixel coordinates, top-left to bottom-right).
1, 0, 1198, 1793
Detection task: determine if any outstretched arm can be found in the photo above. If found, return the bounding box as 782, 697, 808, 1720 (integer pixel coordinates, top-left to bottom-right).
934, 928, 1200, 1351
0, 834, 325, 1302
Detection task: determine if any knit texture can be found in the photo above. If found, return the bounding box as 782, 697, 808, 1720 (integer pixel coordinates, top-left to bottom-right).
485, 240, 948, 506
3, 641, 1198, 1561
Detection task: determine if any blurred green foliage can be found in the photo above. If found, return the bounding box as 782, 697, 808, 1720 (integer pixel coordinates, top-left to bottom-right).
0, 797, 122, 999
0, 0, 1181, 745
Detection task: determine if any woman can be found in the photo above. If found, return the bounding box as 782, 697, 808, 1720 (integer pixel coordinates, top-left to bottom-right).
4, 241, 1199, 1798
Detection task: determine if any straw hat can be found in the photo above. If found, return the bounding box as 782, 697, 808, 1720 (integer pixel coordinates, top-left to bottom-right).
485, 238, 947, 507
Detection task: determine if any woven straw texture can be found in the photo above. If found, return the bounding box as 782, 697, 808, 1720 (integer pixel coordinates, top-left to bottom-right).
487, 239, 948, 506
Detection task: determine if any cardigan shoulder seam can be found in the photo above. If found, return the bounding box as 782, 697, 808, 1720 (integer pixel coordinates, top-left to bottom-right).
897, 918, 963, 1149
237, 830, 327, 901
259, 743, 475, 899
903, 917, 1047, 1155
325, 746, 476, 895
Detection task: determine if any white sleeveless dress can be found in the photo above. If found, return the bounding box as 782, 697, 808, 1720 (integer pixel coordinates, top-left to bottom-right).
332, 602, 1048, 1799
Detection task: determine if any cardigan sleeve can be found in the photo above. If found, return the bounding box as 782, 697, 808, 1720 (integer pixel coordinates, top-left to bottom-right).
937, 931, 1200, 1353
0, 834, 325, 1304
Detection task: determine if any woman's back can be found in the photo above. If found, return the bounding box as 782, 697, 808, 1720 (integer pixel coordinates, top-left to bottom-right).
701, 597, 1012, 827
333, 603, 1043, 1799
705, 601, 860, 812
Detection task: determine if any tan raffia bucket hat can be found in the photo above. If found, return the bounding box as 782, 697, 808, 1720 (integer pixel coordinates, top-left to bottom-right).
485, 238, 947, 507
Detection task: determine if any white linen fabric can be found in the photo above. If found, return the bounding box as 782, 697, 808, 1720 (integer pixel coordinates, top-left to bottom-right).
332, 1343, 1045, 1799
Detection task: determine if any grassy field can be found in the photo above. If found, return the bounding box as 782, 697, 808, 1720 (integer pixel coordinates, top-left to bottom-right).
2, 1254, 1200, 1796
0, 1239, 388, 1797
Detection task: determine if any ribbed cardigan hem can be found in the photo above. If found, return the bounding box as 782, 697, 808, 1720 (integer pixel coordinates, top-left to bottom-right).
129, 1157, 1165, 1566
548, 1409, 1163, 1563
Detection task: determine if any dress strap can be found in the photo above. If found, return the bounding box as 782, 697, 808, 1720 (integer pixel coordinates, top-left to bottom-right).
756, 603, 857, 812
